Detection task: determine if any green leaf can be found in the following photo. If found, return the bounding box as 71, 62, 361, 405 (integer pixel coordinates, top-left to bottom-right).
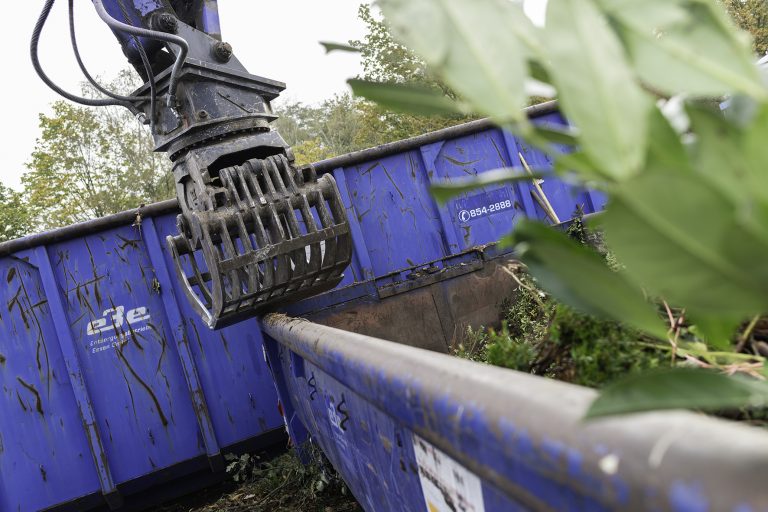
686, 104, 750, 204
552, 151, 610, 182
738, 104, 768, 206
687, 103, 768, 263
347, 79, 465, 116
499, 118, 580, 150
528, 59, 552, 85
378, 0, 540, 126
512, 220, 669, 339
586, 368, 768, 418
687, 314, 740, 351
530, 125, 579, 147
602, 170, 768, 317
544, 0, 651, 181
319, 41, 360, 54
646, 105, 692, 173
431, 168, 545, 204
597, 0, 767, 100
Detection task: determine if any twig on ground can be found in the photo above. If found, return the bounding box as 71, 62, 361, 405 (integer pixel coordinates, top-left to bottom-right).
735, 315, 761, 353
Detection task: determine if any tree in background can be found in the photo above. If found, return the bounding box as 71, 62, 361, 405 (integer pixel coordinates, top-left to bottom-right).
723, 0, 768, 55
274, 95, 364, 166
274, 4, 469, 168
350, 4, 468, 143
23, 71, 172, 230
0, 184, 33, 243
351, 4, 444, 91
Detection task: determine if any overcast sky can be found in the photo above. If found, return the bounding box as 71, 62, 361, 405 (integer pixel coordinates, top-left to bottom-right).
2, 1, 547, 190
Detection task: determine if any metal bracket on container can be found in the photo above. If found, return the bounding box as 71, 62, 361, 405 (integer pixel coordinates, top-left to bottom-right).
376, 247, 490, 299
377, 260, 484, 299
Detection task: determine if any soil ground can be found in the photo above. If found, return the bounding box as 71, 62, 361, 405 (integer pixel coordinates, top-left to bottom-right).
147, 451, 362, 512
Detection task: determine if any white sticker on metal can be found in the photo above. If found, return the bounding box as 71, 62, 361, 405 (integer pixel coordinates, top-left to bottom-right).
412, 434, 485, 512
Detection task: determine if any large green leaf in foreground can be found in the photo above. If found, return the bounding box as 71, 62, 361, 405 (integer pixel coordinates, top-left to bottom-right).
347, 80, 465, 116
377, 0, 538, 126
512, 220, 668, 339
587, 368, 768, 418
544, 0, 651, 181
603, 171, 768, 319
597, 0, 767, 100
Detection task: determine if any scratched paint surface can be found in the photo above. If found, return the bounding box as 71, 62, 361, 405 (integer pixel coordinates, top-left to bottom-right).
423, 128, 523, 251
0, 258, 101, 512
267, 342, 536, 512
512, 113, 607, 224
320, 113, 602, 290
154, 215, 283, 448
262, 323, 654, 511
0, 219, 285, 511
49, 227, 203, 484
342, 151, 449, 277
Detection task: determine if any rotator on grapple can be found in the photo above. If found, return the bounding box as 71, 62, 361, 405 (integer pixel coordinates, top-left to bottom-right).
32, 0, 352, 328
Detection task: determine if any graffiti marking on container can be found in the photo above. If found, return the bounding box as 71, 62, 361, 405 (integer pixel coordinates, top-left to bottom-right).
413, 434, 484, 512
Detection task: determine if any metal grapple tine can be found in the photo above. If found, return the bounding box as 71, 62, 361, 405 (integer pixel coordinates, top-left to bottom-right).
216, 219, 243, 303
299, 194, 322, 282
323, 176, 352, 279
220, 169, 259, 298
313, 187, 339, 279
167, 153, 353, 328
266, 158, 307, 291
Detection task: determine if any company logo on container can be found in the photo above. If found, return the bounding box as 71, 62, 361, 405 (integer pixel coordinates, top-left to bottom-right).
86, 305, 151, 335
87, 305, 153, 355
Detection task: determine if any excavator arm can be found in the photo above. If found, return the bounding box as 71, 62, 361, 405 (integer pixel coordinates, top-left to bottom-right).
32, 0, 352, 328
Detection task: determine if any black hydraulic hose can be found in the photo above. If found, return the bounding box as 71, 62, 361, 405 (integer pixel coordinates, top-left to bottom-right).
68, 0, 143, 103
31, 0, 132, 108
115, 0, 158, 133
133, 32, 159, 132
67, 0, 144, 115
91, 0, 189, 108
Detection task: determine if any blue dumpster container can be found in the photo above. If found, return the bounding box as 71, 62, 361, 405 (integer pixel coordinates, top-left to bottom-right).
0, 216, 285, 512
0, 102, 601, 511
285, 101, 604, 350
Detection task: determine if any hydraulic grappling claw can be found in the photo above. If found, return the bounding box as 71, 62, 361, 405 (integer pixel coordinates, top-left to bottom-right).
167, 154, 352, 328
31, 0, 354, 327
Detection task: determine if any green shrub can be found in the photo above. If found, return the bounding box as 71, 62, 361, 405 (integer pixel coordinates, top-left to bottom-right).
458, 269, 672, 389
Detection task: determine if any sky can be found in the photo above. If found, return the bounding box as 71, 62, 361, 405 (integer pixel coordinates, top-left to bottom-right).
1, 0, 547, 190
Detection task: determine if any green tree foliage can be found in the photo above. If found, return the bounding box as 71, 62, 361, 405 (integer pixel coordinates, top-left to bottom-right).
351, 4, 470, 138
723, 0, 768, 55
275, 95, 361, 166
0, 183, 33, 242
351, 4, 449, 93
275, 93, 468, 167
274, 4, 471, 167
24, 71, 172, 230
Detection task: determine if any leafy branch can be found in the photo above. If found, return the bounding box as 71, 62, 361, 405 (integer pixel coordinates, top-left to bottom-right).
349, 0, 768, 417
